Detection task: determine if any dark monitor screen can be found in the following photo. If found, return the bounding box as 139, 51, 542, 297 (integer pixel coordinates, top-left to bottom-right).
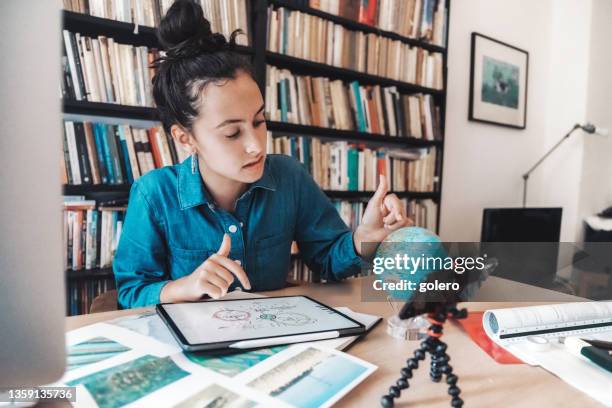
481, 208, 562, 242
480, 208, 563, 287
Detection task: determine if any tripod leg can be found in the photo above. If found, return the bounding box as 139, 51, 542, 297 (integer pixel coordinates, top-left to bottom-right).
380, 307, 467, 407
380, 341, 430, 407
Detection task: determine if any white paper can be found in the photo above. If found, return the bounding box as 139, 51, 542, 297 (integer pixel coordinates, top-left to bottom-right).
482, 303, 612, 406
58, 299, 380, 408
504, 332, 612, 407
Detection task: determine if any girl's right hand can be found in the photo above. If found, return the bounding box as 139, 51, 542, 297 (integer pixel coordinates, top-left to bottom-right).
160, 234, 251, 302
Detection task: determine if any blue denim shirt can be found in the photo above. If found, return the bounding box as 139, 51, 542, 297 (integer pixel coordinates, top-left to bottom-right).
113, 154, 362, 308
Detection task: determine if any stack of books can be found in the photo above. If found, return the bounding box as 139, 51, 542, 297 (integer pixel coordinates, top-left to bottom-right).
63, 197, 127, 271
266, 66, 442, 139
62, 0, 250, 45
267, 6, 443, 87
267, 134, 438, 192
61, 31, 160, 105
62, 120, 187, 186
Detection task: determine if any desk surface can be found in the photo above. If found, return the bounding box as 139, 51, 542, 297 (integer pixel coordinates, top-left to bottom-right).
66, 277, 602, 408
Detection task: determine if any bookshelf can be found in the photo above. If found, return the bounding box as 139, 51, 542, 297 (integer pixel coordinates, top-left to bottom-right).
61, 0, 450, 314
67, 267, 114, 280
264, 51, 444, 95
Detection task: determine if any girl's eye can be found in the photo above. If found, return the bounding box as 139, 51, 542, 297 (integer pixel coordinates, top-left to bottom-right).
225, 130, 240, 139
254, 120, 265, 128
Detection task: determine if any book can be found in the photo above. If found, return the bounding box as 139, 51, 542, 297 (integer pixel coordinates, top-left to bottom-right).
63, 121, 169, 186
73, 122, 93, 184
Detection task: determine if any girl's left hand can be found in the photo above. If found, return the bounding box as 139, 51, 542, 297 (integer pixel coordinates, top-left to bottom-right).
353, 175, 414, 258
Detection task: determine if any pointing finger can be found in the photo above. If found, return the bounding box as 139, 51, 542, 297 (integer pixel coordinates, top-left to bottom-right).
217, 233, 231, 257
209, 254, 252, 290
372, 174, 388, 203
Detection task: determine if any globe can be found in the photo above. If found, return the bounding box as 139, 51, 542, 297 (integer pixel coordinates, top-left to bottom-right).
374, 226, 447, 300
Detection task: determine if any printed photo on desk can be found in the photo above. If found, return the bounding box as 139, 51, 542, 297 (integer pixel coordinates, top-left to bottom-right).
237, 344, 377, 408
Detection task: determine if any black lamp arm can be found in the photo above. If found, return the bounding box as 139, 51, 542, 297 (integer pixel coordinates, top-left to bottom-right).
522, 123, 582, 207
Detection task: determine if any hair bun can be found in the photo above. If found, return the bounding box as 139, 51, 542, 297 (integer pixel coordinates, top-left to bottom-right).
158, 0, 228, 58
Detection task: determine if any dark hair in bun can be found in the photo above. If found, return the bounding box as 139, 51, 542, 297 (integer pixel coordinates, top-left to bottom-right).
152, 0, 255, 134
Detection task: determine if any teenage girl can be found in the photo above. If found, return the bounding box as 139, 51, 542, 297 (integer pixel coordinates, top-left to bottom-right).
113, 0, 412, 308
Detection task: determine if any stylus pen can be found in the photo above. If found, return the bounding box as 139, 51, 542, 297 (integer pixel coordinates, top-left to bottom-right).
229, 331, 341, 349
565, 337, 612, 373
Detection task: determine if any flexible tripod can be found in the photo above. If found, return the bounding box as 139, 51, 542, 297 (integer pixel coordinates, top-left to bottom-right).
381, 304, 468, 407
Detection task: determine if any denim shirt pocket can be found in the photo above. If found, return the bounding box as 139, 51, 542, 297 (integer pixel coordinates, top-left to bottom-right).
254, 232, 293, 290
168, 246, 216, 280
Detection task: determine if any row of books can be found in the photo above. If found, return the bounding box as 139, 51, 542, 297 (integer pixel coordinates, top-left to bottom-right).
62, 0, 250, 45
333, 198, 438, 231
267, 134, 438, 192
267, 6, 443, 88
304, 0, 448, 47
63, 198, 127, 271
62, 121, 188, 186
62, 30, 160, 105
67, 278, 114, 316
63, 0, 171, 27
266, 66, 442, 139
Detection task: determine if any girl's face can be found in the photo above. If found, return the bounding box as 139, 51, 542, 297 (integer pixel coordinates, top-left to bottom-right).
182, 70, 267, 185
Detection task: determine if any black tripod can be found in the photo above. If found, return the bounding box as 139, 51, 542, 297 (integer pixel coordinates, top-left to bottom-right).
381, 304, 468, 407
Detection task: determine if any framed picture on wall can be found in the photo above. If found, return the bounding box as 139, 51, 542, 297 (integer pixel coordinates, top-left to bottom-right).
469, 32, 529, 129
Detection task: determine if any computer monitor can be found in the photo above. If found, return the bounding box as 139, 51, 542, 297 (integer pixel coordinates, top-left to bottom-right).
481, 208, 563, 287
481, 207, 563, 242
0, 1, 66, 387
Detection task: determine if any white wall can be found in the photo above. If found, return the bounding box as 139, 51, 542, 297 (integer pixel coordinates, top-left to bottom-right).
577, 0, 612, 239
439, 0, 592, 242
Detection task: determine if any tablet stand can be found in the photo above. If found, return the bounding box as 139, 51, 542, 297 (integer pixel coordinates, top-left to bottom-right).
380, 304, 468, 407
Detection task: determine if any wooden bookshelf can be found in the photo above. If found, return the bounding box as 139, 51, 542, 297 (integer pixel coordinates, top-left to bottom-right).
63, 10, 159, 48
66, 267, 114, 280
63, 183, 438, 200
62, 10, 255, 53
60, 0, 450, 314
62, 100, 441, 148
63, 100, 159, 121
324, 190, 439, 200
267, 121, 443, 147
63, 184, 132, 194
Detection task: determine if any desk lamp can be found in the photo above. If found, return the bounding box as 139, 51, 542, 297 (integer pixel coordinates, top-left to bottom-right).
522, 123, 609, 207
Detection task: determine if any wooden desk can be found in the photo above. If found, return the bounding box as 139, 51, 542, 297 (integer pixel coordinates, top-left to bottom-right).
66, 277, 603, 408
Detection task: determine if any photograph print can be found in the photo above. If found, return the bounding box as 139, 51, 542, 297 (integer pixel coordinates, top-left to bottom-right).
469, 32, 529, 128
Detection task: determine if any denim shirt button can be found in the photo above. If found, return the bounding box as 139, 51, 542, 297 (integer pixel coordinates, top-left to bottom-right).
228, 225, 238, 233
239, 222, 244, 227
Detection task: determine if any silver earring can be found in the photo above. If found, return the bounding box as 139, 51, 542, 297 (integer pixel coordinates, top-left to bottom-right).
191, 152, 198, 174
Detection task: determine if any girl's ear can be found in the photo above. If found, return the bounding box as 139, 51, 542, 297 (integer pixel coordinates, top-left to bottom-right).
170, 124, 195, 154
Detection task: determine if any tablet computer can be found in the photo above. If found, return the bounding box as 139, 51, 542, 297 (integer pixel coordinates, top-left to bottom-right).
156, 295, 366, 352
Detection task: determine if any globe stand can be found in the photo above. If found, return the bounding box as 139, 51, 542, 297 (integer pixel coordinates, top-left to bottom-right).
381, 304, 468, 408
